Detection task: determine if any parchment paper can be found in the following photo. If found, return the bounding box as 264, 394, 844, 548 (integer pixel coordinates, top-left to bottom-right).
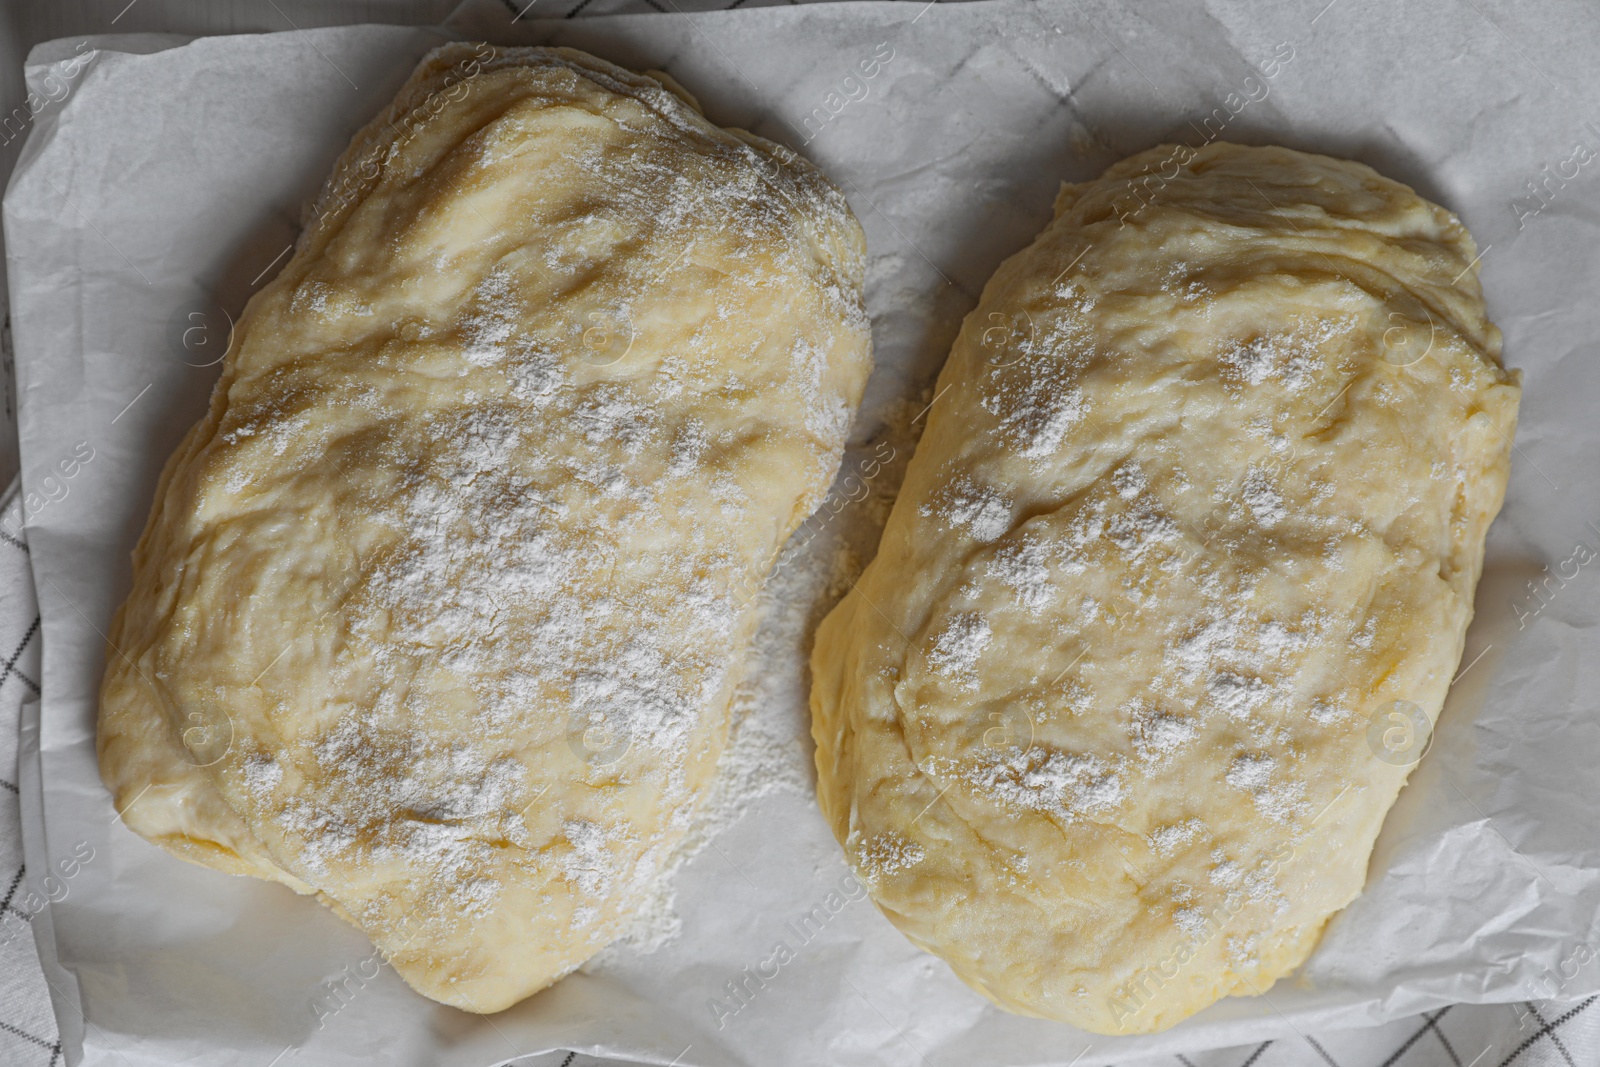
8, 1, 1600, 1064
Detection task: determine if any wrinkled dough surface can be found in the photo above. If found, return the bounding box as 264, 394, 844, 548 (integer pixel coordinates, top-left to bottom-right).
98, 43, 870, 1012
810, 142, 1518, 1035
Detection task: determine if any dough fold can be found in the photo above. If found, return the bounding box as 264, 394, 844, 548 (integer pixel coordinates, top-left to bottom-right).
99, 43, 870, 1012
810, 142, 1518, 1034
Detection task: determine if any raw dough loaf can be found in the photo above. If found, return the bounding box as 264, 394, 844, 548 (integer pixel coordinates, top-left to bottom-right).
98, 43, 870, 1012
810, 142, 1519, 1035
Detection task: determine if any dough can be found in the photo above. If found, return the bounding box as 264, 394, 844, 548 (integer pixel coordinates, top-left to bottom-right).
98, 43, 870, 1012
810, 142, 1519, 1035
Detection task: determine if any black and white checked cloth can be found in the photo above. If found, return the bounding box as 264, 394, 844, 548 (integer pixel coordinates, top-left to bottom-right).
0, 2, 1597, 1064
0, 482, 57, 1066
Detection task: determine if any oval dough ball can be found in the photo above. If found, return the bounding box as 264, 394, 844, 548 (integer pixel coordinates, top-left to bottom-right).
809, 142, 1519, 1035
98, 43, 871, 1012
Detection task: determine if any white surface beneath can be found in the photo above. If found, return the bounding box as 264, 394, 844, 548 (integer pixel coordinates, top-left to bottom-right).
6, 1, 1600, 1064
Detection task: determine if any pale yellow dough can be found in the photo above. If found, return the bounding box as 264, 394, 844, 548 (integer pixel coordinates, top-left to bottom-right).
810, 143, 1519, 1035
98, 43, 870, 1012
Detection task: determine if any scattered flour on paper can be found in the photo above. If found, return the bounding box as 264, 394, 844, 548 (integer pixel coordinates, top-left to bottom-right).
593, 425, 915, 959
